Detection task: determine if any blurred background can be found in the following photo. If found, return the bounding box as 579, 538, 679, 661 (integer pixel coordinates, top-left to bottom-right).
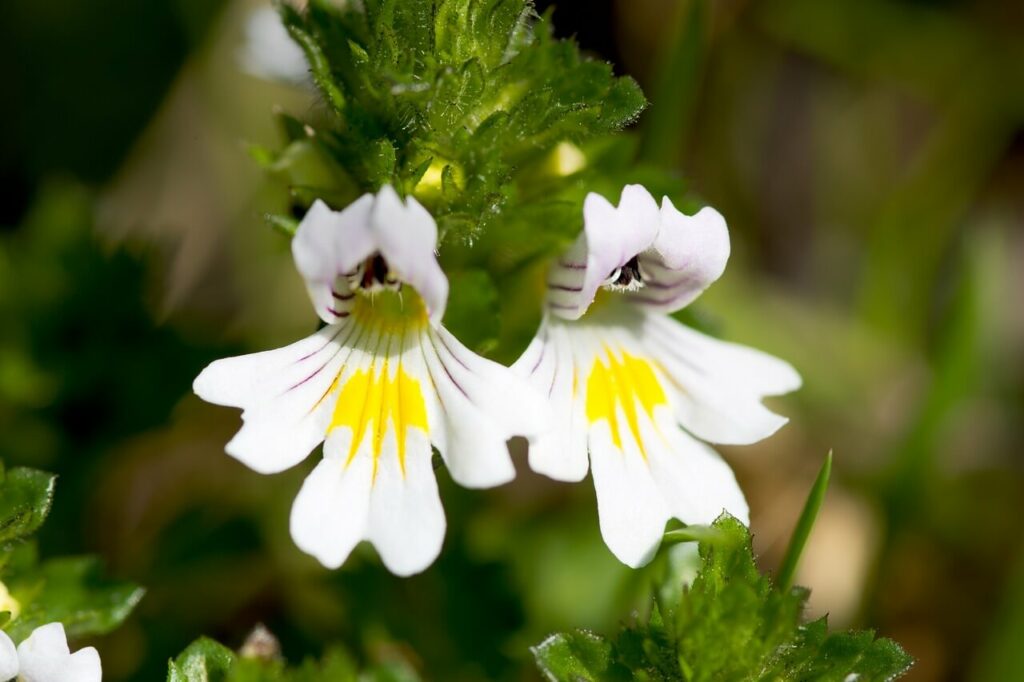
1, 0, 1022, 679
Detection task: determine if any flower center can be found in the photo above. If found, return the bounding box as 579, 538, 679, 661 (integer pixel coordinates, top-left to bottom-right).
602, 256, 645, 292
349, 254, 401, 294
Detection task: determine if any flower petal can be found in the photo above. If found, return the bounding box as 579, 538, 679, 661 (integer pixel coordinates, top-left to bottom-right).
588, 419, 669, 568
64, 648, 102, 682
0, 630, 17, 681
420, 326, 548, 488
511, 319, 590, 482
646, 412, 749, 526
290, 330, 445, 574
239, 7, 310, 85
292, 196, 376, 324
371, 186, 449, 324
547, 185, 660, 319
16, 623, 101, 682
193, 324, 359, 473
365, 429, 446, 576
289, 430, 374, 570
629, 200, 730, 313
643, 312, 799, 445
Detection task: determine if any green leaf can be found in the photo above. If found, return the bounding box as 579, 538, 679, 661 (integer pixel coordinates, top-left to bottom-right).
777, 450, 833, 591
532, 631, 627, 682
168, 638, 236, 682
5, 556, 144, 641
535, 516, 913, 682
0, 466, 56, 545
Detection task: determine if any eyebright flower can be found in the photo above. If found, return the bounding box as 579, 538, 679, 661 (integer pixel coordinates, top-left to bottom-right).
194, 186, 546, 576
0, 622, 101, 682
513, 185, 800, 568
238, 6, 309, 85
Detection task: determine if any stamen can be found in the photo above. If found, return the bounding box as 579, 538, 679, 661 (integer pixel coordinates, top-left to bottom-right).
351, 253, 403, 294
602, 256, 644, 292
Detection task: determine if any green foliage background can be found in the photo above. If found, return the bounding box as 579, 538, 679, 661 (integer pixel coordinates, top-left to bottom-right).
1, 0, 1023, 680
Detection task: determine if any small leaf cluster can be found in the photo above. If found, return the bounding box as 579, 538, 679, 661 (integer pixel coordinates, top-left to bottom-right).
270, 0, 645, 242
0, 461, 143, 643
168, 636, 420, 682
533, 516, 913, 682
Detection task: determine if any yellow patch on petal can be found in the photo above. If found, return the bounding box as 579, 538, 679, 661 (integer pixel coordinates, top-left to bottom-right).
0, 580, 20, 619
329, 362, 429, 479
585, 346, 667, 458
350, 291, 428, 332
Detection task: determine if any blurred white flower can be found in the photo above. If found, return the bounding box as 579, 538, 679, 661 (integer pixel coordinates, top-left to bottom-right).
195, 186, 546, 576
0, 623, 101, 682
513, 185, 800, 567
239, 6, 309, 85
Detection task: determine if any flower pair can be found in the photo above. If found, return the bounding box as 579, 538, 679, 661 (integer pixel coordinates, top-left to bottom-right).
194, 184, 798, 574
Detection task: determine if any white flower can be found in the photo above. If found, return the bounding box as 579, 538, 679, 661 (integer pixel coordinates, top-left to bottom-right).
0, 623, 101, 682
238, 6, 309, 85
513, 185, 800, 568
194, 186, 546, 576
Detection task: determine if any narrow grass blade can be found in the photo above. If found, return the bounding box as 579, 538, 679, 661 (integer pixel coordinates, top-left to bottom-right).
777, 451, 833, 591
638, 0, 709, 166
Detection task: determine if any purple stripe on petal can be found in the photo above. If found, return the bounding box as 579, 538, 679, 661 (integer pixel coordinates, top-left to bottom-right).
434, 331, 470, 371
529, 336, 549, 375
294, 325, 346, 364
284, 321, 362, 395
547, 282, 583, 292
428, 335, 470, 400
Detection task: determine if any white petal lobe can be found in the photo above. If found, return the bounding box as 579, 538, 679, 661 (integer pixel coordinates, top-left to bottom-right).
293, 196, 376, 324
511, 319, 590, 482
547, 185, 660, 319
588, 423, 669, 568
371, 186, 449, 323
642, 313, 797, 445
630, 201, 730, 313
365, 430, 446, 576
193, 324, 357, 474
420, 329, 522, 488
290, 432, 374, 570
16, 623, 101, 682
0, 631, 17, 681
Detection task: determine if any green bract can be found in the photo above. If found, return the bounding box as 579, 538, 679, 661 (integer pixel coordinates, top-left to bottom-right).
259, 0, 656, 358
275, 0, 645, 239
532, 516, 913, 682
